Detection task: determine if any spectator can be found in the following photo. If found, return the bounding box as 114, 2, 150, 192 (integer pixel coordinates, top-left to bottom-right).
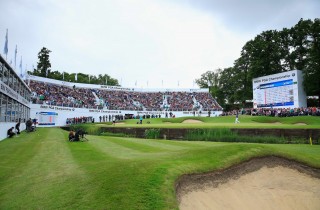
7, 127, 15, 138
15, 119, 21, 134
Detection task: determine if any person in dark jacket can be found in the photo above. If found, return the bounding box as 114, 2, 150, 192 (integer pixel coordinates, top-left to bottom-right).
7, 127, 15, 138
15, 119, 21, 134
26, 118, 33, 132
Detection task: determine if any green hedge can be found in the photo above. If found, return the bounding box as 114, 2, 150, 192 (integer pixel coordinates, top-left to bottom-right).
185, 128, 307, 144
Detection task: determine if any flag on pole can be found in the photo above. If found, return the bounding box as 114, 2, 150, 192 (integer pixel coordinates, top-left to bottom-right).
24, 64, 27, 78
14, 45, 17, 69
75, 73, 78, 81
3, 29, 8, 58
19, 56, 22, 77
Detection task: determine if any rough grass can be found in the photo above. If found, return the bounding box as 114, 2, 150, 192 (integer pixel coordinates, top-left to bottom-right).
0, 127, 319, 209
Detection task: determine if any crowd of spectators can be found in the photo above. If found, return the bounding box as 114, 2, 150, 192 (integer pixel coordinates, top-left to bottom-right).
28, 80, 222, 111
66, 116, 93, 125
95, 89, 139, 110
166, 92, 194, 111
193, 92, 222, 111
98, 114, 125, 122
221, 107, 320, 117
29, 81, 96, 108
130, 92, 163, 111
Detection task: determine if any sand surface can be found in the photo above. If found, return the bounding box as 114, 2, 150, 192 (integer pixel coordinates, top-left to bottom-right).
294, 123, 307, 125
177, 157, 320, 210
182, 119, 203, 123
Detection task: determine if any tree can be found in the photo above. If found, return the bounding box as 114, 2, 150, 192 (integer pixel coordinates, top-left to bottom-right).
303, 18, 320, 105
195, 70, 221, 102
196, 18, 320, 108
195, 70, 218, 88
36, 47, 52, 77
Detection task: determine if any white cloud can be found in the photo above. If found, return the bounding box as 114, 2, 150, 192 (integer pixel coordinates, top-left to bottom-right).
1, 0, 318, 88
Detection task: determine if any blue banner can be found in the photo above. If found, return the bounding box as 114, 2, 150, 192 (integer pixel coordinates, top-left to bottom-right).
259, 79, 293, 90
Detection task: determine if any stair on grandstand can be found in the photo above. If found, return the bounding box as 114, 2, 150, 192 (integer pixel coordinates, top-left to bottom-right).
91, 90, 102, 106
192, 95, 201, 111
132, 100, 145, 111
162, 94, 170, 110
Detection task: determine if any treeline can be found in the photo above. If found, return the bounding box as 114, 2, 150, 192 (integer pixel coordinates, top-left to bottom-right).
196, 18, 320, 108
28, 47, 119, 86
43, 71, 119, 86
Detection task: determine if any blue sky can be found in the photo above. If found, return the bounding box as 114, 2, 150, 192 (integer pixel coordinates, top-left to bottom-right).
1, 0, 319, 88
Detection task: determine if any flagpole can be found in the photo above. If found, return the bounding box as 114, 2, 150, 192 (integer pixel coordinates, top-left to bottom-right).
14, 45, 17, 69
3, 29, 8, 60
19, 56, 22, 78
24, 64, 27, 79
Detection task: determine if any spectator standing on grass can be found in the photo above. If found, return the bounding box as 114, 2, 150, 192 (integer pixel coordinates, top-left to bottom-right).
112, 115, 116, 125
15, 119, 21, 134
33, 118, 37, 130
140, 116, 143, 124
235, 111, 240, 123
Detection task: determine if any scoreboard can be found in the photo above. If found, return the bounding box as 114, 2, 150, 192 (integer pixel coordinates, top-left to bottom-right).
252, 70, 307, 108
38, 111, 57, 125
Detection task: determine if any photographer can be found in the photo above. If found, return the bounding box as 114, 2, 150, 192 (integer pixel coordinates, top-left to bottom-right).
7, 127, 15, 138
73, 129, 88, 141
69, 130, 75, 141
26, 118, 33, 132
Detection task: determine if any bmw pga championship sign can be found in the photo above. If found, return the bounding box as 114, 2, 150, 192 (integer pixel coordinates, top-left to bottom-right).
252, 70, 307, 108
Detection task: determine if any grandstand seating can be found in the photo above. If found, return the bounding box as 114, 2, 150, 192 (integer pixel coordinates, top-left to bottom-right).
28, 80, 222, 111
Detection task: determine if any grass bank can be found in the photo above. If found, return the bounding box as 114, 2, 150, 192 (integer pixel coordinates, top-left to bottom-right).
0, 127, 319, 209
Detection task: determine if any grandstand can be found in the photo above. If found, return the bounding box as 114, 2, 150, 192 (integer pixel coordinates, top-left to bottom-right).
28, 76, 222, 111
0, 54, 31, 140
27, 75, 222, 127
0, 57, 222, 140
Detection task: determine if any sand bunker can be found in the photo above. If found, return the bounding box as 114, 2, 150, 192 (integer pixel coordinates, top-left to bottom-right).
177, 156, 320, 210
182, 119, 203, 123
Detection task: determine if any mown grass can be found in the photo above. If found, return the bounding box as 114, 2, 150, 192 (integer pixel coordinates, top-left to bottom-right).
95, 115, 320, 129
0, 127, 319, 209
